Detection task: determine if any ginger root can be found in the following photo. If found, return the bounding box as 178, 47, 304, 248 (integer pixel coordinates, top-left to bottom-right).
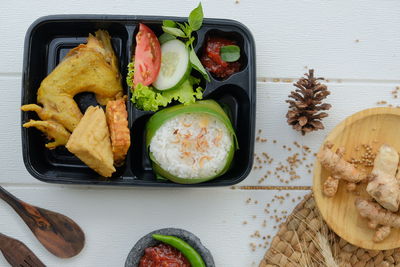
373, 144, 399, 176
318, 142, 366, 196
346, 182, 357, 192
374, 225, 391, 242
323, 175, 339, 197
367, 144, 400, 212
355, 198, 400, 242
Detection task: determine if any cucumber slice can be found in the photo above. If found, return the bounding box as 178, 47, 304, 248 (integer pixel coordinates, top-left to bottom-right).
153, 39, 191, 91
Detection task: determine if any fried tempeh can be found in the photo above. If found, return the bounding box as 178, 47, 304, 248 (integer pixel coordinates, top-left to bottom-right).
106, 98, 130, 166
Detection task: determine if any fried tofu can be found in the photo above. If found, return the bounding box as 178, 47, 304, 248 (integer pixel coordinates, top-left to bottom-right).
66, 106, 116, 177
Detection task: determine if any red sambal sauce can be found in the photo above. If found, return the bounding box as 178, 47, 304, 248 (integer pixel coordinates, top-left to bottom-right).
201, 36, 241, 79
139, 243, 191, 267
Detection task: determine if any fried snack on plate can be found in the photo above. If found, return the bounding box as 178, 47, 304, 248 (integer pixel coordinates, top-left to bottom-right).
106, 98, 130, 165
66, 106, 115, 177
21, 30, 123, 148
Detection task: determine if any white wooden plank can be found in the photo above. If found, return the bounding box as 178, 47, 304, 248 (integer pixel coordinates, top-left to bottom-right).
0, 186, 309, 267
0, 77, 33, 184
1, 0, 400, 79
1, 1, 399, 267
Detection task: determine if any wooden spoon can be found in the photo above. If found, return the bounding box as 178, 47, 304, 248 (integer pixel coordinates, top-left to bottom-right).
0, 232, 45, 267
0, 186, 85, 258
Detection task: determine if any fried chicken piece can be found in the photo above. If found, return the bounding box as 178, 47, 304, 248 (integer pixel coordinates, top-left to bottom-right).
22, 30, 123, 148
66, 106, 115, 177
23, 120, 71, 149
106, 98, 130, 166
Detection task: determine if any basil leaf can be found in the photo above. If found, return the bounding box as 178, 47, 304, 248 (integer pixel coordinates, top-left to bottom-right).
186, 36, 195, 47
174, 22, 189, 38
162, 26, 186, 37
188, 3, 204, 31
163, 20, 176, 28
183, 22, 192, 37
158, 33, 176, 44
189, 48, 210, 82
220, 45, 241, 62
176, 22, 185, 29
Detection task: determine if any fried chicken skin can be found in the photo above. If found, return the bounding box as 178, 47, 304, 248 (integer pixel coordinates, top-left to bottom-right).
22, 30, 123, 147
23, 120, 71, 149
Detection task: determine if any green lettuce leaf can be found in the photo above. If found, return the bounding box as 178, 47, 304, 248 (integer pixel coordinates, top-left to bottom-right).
130, 77, 203, 112
126, 61, 135, 88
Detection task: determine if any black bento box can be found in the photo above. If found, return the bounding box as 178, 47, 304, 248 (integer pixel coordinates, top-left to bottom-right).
21, 15, 256, 187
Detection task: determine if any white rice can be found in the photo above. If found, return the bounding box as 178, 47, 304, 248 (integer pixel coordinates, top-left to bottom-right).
149, 113, 232, 179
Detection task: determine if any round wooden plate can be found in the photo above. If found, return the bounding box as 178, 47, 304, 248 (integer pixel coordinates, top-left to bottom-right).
313, 107, 400, 250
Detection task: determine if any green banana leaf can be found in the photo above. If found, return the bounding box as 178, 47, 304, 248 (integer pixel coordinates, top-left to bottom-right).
146, 99, 238, 184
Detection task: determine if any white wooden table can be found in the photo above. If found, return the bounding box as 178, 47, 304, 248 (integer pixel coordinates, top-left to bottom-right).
1, 1, 400, 266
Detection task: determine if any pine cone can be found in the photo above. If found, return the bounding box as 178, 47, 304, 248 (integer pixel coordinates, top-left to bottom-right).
286, 69, 331, 135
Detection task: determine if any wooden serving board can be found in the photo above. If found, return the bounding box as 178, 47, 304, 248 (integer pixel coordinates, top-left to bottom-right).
313, 107, 400, 250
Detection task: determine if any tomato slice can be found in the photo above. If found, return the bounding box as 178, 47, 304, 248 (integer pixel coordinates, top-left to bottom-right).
134, 23, 161, 86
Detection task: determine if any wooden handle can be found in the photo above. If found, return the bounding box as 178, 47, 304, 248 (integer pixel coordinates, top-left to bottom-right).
0, 232, 46, 267
0, 186, 85, 258
0, 185, 20, 207
0, 232, 8, 249
0, 186, 48, 229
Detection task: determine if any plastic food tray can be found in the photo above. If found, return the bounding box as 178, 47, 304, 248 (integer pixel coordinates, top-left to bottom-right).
21, 15, 256, 187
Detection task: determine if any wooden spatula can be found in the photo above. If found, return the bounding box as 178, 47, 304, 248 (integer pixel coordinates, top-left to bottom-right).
0, 232, 45, 267
0, 186, 85, 258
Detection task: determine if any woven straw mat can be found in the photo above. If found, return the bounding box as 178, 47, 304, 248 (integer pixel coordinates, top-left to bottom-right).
259, 193, 400, 267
